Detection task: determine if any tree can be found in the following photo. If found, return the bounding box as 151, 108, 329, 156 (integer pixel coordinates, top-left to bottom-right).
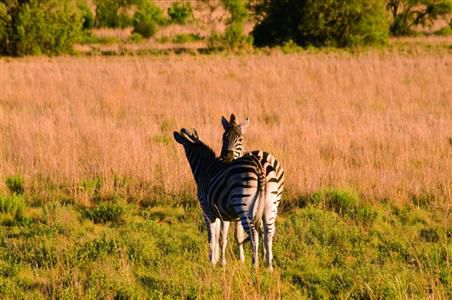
207, 0, 250, 49
252, 0, 389, 48
168, 1, 194, 24
0, 0, 83, 56
94, 0, 139, 28
386, 0, 452, 35
223, 0, 249, 48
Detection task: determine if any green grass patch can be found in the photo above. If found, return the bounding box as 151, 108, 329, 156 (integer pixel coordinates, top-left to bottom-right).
5, 175, 25, 195
0, 189, 449, 298
82, 202, 125, 224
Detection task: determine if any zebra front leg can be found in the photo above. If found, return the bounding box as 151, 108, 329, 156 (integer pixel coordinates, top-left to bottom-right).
235, 221, 246, 263
213, 218, 221, 265
220, 221, 230, 266
206, 218, 220, 264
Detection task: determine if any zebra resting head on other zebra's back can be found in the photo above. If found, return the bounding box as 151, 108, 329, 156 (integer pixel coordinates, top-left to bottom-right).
221, 114, 249, 162
173, 127, 276, 269
220, 114, 286, 271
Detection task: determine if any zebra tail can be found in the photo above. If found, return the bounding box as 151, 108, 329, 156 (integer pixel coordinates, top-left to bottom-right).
253, 165, 266, 228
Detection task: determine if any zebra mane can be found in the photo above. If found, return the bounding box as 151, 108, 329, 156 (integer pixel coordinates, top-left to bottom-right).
192, 138, 217, 160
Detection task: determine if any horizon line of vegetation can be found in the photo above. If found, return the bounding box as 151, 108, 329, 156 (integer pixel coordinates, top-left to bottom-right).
0, 0, 451, 56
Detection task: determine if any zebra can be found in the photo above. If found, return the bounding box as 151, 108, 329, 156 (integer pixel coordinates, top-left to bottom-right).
173, 128, 278, 269
220, 114, 285, 270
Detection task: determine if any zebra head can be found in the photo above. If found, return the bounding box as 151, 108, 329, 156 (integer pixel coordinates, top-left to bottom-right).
174, 128, 217, 180
220, 114, 250, 162
174, 128, 199, 145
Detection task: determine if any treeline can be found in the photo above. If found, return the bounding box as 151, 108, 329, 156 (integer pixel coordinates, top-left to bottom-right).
0, 0, 193, 55
0, 0, 451, 56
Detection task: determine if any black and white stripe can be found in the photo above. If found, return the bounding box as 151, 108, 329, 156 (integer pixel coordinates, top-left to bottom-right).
220, 114, 285, 270
174, 128, 270, 268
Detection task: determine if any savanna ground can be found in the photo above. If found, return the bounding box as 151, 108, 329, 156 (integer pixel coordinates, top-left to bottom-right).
0, 42, 451, 298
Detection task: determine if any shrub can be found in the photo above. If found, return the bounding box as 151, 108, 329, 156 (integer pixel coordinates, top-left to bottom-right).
129, 32, 144, 43
94, 0, 134, 28
387, 0, 452, 36
252, 0, 389, 47
0, 0, 83, 56
0, 3, 9, 44
168, 1, 194, 24
78, 0, 95, 30
208, 0, 251, 50
0, 194, 26, 217
5, 175, 25, 195
419, 227, 440, 243
223, 0, 250, 48
82, 203, 124, 224
132, 0, 164, 38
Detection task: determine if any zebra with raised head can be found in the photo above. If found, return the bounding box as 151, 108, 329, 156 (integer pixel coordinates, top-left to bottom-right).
174, 128, 276, 268
220, 114, 285, 270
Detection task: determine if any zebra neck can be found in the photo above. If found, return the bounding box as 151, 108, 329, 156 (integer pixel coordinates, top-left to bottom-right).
186, 149, 221, 185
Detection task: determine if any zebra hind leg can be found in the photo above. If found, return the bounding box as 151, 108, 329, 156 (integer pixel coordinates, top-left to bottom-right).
239, 216, 259, 269
263, 226, 274, 271
235, 221, 246, 263
263, 213, 276, 271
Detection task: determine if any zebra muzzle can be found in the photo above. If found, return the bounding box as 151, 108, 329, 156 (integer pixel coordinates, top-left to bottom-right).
223, 151, 234, 162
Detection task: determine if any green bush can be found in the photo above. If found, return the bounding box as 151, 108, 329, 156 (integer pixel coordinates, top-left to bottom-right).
132, 0, 164, 38
78, 0, 95, 30
419, 227, 440, 243
94, 0, 135, 28
252, 0, 389, 47
0, 194, 26, 217
129, 32, 144, 43
0, 3, 9, 44
5, 175, 24, 195
0, 0, 83, 56
223, 0, 250, 48
168, 1, 194, 24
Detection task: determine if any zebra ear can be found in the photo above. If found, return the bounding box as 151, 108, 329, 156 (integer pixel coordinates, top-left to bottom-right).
221, 116, 229, 130
230, 114, 237, 125
173, 131, 186, 144
239, 117, 250, 134
192, 128, 199, 140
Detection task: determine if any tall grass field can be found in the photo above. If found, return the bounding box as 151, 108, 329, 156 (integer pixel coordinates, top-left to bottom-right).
0, 50, 451, 298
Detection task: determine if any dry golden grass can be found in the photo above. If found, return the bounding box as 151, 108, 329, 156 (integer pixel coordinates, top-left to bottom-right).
0, 52, 451, 206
